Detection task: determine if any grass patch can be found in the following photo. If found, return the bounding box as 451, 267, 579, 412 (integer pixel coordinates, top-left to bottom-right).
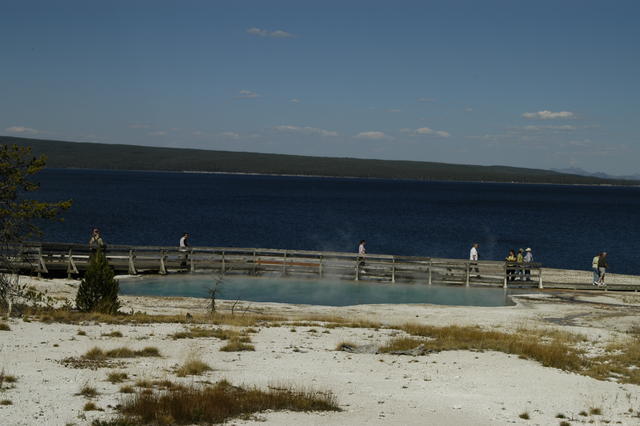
0, 370, 17, 390
82, 346, 161, 360
335, 342, 358, 351
112, 380, 339, 424
170, 327, 250, 341
120, 385, 135, 394
519, 412, 530, 420
83, 402, 101, 411
78, 385, 98, 398
559, 421, 571, 426
176, 359, 212, 377
77, 330, 87, 336
0, 399, 12, 405
220, 339, 255, 352
589, 407, 602, 415
106, 372, 128, 384
556, 413, 566, 418
0, 323, 10, 331
102, 331, 123, 338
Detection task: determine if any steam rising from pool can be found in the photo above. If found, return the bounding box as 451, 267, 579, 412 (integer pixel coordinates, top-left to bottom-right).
120, 275, 525, 307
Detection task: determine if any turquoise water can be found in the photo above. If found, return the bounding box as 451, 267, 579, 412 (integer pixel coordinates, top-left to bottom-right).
119, 275, 526, 307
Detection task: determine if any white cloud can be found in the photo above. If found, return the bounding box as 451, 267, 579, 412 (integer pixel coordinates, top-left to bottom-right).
289, 98, 300, 103
148, 131, 166, 136
522, 110, 575, 120
220, 131, 240, 139
236, 89, 261, 99
355, 131, 388, 140
417, 97, 436, 102
523, 124, 576, 131
247, 27, 296, 38
274, 125, 338, 137
402, 127, 450, 137
5, 126, 39, 134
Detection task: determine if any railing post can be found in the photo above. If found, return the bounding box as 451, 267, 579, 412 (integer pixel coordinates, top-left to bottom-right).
159, 250, 167, 275
538, 267, 543, 289
318, 255, 323, 278
428, 259, 432, 285
189, 248, 195, 273
37, 246, 48, 277
503, 263, 508, 289
253, 250, 257, 275
355, 256, 360, 281
282, 251, 287, 275
391, 257, 396, 283
221, 251, 225, 274
128, 249, 137, 275
465, 261, 470, 286
67, 248, 78, 278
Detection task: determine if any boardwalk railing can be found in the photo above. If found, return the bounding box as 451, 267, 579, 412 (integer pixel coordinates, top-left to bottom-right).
7, 242, 548, 289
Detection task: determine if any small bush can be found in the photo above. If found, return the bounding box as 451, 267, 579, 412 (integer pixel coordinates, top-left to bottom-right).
519, 412, 530, 419
176, 359, 212, 377
0, 370, 17, 389
75, 248, 120, 314
579, 410, 588, 416
107, 372, 128, 384
83, 402, 100, 411
0, 323, 10, 331
77, 330, 87, 336
1, 399, 12, 405
78, 385, 98, 398
102, 331, 123, 338
589, 407, 602, 415
559, 422, 570, 426
556, 413, 566, 418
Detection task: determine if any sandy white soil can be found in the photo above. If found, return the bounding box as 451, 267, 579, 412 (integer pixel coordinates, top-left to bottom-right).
1, 277, 639, 426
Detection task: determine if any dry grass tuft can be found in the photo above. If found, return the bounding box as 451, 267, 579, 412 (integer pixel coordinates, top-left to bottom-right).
120, 385, 135, 394
220, 339, 255, 352
518, 412, 530, 420
102, 331, 123, 338
0, 399, 12, 405
112, 380, 339, 424
77, 385, 98, 398
0, 322, 10, 331
0, 370, 17, 390
170, 327, 251, 342
82, 346, 161, 360
335, 341, 358, 351
106, 372, 128, 384
83, 401, 101, 411
76, 330, 87, 336
176, 359, 213, 377
589, 407, 602, 415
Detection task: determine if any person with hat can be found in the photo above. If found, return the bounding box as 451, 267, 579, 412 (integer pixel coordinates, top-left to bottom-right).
523, 248, 533, 281
88, 228, 106, 253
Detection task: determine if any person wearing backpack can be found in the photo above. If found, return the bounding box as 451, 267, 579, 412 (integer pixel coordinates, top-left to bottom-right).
592, 253, 601, 285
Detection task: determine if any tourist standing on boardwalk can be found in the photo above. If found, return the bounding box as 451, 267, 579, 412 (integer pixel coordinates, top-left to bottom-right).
596, 252, 608, 287
179, 232, 190, 269
505, 249, 517, 282
469, 243, 480, 277
523, 248, 533, 281
592, 253, 601, 285
358, 240, 366, 269
88, 228, 105, 253
516, 248, 525, 280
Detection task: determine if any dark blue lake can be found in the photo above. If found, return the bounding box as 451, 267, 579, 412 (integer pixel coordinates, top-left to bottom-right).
37, 169, 640, 275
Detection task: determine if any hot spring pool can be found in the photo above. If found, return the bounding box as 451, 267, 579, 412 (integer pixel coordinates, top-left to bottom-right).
119, 275, 529, 307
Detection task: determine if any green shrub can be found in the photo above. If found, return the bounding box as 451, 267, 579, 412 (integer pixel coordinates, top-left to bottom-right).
75, 249, 120, 314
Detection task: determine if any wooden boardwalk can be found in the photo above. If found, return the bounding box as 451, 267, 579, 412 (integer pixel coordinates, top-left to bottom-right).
9, 242, 640, 290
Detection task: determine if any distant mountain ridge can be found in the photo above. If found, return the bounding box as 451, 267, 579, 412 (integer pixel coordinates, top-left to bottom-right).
2, 135, 638, 185
551, 167, 640, 182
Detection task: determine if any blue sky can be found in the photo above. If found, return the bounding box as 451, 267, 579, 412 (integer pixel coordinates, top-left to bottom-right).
1, 0, 638, 174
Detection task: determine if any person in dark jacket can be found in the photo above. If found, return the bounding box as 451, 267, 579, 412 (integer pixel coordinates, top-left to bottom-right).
596, 252, 608, 287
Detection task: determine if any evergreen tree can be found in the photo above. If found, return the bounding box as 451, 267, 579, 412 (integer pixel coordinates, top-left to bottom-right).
75, 248, 120, 314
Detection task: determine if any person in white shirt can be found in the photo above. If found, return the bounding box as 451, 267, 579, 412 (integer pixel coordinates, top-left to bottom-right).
179, 232, 190, 268
358, 240, 366, 270
469, 243, 480, 277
